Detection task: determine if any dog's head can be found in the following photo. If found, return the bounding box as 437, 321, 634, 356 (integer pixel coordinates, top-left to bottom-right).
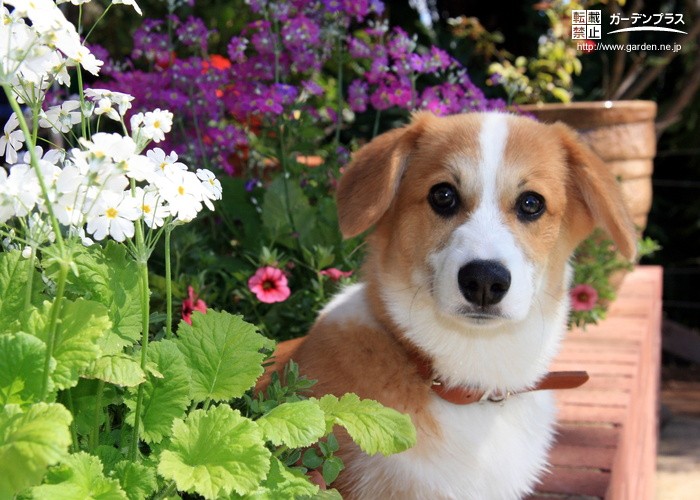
337, 112, 636, 328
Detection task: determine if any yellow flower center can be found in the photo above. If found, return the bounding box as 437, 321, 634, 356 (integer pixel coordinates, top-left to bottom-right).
106, 207, 118, 219
142, 204, 151, 214
178, 186, 185, 195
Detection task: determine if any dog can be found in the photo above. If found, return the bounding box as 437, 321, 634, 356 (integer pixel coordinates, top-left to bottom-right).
263, 111, 636, 499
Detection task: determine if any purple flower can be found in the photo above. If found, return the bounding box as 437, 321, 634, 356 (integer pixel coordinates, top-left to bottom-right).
302, 80, 323, 96
348, 37, 372, 59
177, 16, 212, 52
387, 28, 414, 61
227, 36, 248, 63
250, 21, 276, 54
245, 178, 260, 192
348, 79, 369, 112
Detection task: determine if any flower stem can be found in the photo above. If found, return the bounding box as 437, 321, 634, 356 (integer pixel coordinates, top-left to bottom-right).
334, 36, 344, 147
23, 247, 35, 309
41, 262, 68, 401
89, 380, 105, 452
129, 220, 151, 461
372, 109, 382, 138
165, 226, 173, 339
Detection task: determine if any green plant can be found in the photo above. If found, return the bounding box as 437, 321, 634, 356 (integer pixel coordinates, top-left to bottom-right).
0, 1, 416, 498
568, 229, 660, 328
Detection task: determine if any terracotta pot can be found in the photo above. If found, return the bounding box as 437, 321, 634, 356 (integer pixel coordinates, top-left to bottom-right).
520, 100, 657, 231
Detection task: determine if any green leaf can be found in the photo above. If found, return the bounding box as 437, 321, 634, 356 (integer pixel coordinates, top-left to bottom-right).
261, 177, 317, 249
0, 403, 72, 498
46, 242, 141, 354
317, 394, 416, 456
176, 310, 273, 404
238, 457, 319, 499
256, 400, 326, 448
112, 460, 157, 500
29, 298, 110, 390
301, 449, 323, 470
158, 405, 271, 499
0, 250, 42, 332
321, 456, 344, 486
31, 451, 127, 499
0, 332, 50, 406
125, 340, 191, 444
86, 354, 146, 387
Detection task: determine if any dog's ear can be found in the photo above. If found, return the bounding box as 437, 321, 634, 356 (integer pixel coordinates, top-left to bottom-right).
555, 123, 637, 260
336, 114, 429, 238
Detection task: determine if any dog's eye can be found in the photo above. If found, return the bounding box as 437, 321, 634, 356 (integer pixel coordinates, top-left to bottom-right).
428, 183, 459, 216
516, 192, 546, 221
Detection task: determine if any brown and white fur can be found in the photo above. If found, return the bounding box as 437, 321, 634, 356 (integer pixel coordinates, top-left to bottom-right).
265, 112, 636, 499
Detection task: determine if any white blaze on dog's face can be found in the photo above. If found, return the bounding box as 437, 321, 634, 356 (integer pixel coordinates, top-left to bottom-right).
337, 112, 636, 332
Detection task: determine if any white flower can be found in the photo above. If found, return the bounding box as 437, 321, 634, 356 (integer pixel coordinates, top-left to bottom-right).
69, 45, 103, 76
112, 0, 143, 16
94, 97, 120, 121
85, 89, 133, 116
146, 148, 187, 178
132, 109, 173, 143
39, 101, 81, 133
134, 186, 170, 228
25, 211, 55, 251
86, 190, 140, 242
67, 225, 94, 246
196, 168, 222, 210
2, 163, 42, 217
0, 113, 25, 164
154, 170, 203, 223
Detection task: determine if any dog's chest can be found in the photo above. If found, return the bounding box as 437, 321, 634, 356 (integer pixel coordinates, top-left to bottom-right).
348, 391, 557, 500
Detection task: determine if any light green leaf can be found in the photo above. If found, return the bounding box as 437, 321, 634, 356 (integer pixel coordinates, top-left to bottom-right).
0, 403, 72, 498
236, 456, 318, 499
86, 354, 146, 387
112, 460, 157, 500
46, 242, 141, 354
176, 310, 273, 403
0, 250, 42, 332
29, 298, 110, 390
158, 405, 271, 499
125, 340, 190, 444
317, 394, 416, 456
32, 451, 127, 499
256, 400, 326, 448
0, 332, 51, 406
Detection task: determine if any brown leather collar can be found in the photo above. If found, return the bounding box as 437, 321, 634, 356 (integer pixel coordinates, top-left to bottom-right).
408, 347, 589, 405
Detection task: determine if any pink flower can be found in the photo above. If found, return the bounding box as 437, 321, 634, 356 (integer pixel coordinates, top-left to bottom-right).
182, 286, 207, 325
248, 266, 291, 303
319, 268, 353, 281
570, 284, 599, 311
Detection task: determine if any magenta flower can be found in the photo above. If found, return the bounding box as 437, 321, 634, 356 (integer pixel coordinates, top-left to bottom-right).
320, 268, 353, 281
248, 266, 291, 303
182, 286, 207, 325
570, 284, 599, 312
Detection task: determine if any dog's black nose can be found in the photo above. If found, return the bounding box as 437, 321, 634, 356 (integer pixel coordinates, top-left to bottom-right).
458, 260, 511, 307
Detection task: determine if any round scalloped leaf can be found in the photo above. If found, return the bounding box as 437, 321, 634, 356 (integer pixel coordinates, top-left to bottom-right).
31, 451, 126, 499
0, 332, 50, 406
0, 403, 72, 498
176, 310, 274, 404
317, 394, 416, 456
158, 405, 270, 499
256, 400, 326, 448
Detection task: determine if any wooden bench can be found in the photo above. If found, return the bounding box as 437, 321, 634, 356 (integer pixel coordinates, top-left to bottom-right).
530, 266, 663, 499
